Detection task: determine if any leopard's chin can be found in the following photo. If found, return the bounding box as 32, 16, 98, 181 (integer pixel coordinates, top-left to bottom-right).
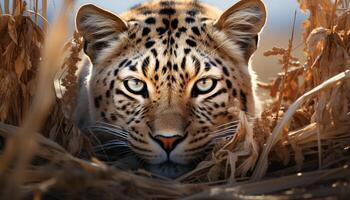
144, 162, 194, 179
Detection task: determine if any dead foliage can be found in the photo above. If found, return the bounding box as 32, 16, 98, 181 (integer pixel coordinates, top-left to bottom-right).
0, 0, 349, 199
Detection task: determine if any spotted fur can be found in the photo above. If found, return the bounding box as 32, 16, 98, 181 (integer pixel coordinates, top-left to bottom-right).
74, 0, 266, 178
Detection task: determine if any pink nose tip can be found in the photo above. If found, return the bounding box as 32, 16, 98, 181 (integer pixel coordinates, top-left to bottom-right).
154, 135, 183, 153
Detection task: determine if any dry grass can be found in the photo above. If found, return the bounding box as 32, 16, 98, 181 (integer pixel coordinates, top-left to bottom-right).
0, 0, 349, 199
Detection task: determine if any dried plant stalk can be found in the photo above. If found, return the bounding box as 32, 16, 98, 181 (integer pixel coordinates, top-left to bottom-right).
0, 0, 73, 199
252, 70, 350, 181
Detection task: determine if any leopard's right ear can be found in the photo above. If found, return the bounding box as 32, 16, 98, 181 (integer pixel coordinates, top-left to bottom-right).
214, 0, 266, 61
76, 4, 128, 61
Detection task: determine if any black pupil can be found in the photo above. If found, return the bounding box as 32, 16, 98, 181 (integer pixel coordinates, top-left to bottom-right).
134, 80, 140, 86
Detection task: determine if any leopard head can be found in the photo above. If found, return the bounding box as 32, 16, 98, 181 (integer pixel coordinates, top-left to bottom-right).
76, 0, 266, 178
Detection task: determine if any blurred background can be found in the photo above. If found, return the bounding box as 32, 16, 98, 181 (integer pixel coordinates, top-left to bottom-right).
1, 0, 308, 98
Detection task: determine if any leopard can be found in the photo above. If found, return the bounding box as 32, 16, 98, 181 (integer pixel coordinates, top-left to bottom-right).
72, 0, 266, 178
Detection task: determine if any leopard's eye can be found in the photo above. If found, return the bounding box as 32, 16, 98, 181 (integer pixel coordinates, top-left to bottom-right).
191, 78, 218, 97
124, 78, 148, 96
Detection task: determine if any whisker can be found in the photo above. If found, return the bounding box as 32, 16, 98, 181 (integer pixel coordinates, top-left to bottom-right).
85, 129, 112, 161
212, 132, 236, 142
212, 129, 237, 137
95, 145, 130, 152
210, 125, 239, 134
96, 139, 128, 145
215, 121, 240, 129
87, 127, 129, 139
88, 125, 129, 135
212, 134, 235, 141
94, 121, 129, 131
214, 116, 255, 129
94, 140, 128, 147
94, 141, 129, 150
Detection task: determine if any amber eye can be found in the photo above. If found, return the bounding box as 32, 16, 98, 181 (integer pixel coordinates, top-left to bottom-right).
124, 79, 148, 96
191, 78, 218, 97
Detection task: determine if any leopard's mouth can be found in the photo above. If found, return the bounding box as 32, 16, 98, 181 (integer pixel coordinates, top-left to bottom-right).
144, 161, 195, 179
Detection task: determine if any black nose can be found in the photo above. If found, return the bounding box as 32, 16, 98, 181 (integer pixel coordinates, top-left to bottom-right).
153, 135, 185, 153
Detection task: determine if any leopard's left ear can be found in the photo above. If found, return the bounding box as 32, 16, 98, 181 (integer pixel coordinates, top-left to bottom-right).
215, 0, 266, 60
76, 4, 128, 62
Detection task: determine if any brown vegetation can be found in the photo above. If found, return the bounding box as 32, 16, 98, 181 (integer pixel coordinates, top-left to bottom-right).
0, 0, 349, 199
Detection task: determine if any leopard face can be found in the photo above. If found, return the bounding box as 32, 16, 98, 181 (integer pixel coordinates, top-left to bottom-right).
76, 0, 266, 178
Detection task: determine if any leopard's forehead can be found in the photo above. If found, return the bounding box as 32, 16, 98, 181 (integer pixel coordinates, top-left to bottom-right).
121, 0, 221, 21
95, 0, 242, 66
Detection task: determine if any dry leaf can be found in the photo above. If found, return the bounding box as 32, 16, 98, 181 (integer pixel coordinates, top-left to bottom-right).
14, 50, 25, 79
7, 16, 18, 45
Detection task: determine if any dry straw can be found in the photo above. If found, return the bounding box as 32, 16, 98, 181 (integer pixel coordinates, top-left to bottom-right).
0, 0, 349, 199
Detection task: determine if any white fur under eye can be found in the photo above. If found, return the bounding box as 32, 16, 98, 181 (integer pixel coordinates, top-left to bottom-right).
196, 78, 214, 92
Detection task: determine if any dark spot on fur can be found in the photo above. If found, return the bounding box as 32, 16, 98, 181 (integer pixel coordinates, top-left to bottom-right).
111, 115, 117, 121
101, 111, 106, 118
159, 8, 176, 15
167, 61, 172, 70
173, 64, 178, 71
145, 40, 155, 48
187, 9, 199, 16
143, 10, 153, 15
162, 18, 170, 28
186, 39, 197, 47
106, 90, 111, 98
119, 59, 128, 68
160, 1, 175, 6
162, 66, 167, 74
210, 61, 217, 67
204, 62, 211, 71
109, 80, 115, 90
156, 27, 167, 35
232, 89, 237, 97
171, 19, 178, 29
129, 64, 137, 71
179, 27, 187, 32
141, 56, 150, 76
185, 17, 195, 23
215, 58, 223, 65
170, 37, 175, 45
155, 59, 160, 71
222, 66, 230, 76
145, 17, 156, 24
130, 33, 136, 39
191, 26, 200, 36
114, 69, 119, 76
226, 80, 232, 88
181, 57, 186, 69
151, 48, 158, 57
142, 27, 151, 36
